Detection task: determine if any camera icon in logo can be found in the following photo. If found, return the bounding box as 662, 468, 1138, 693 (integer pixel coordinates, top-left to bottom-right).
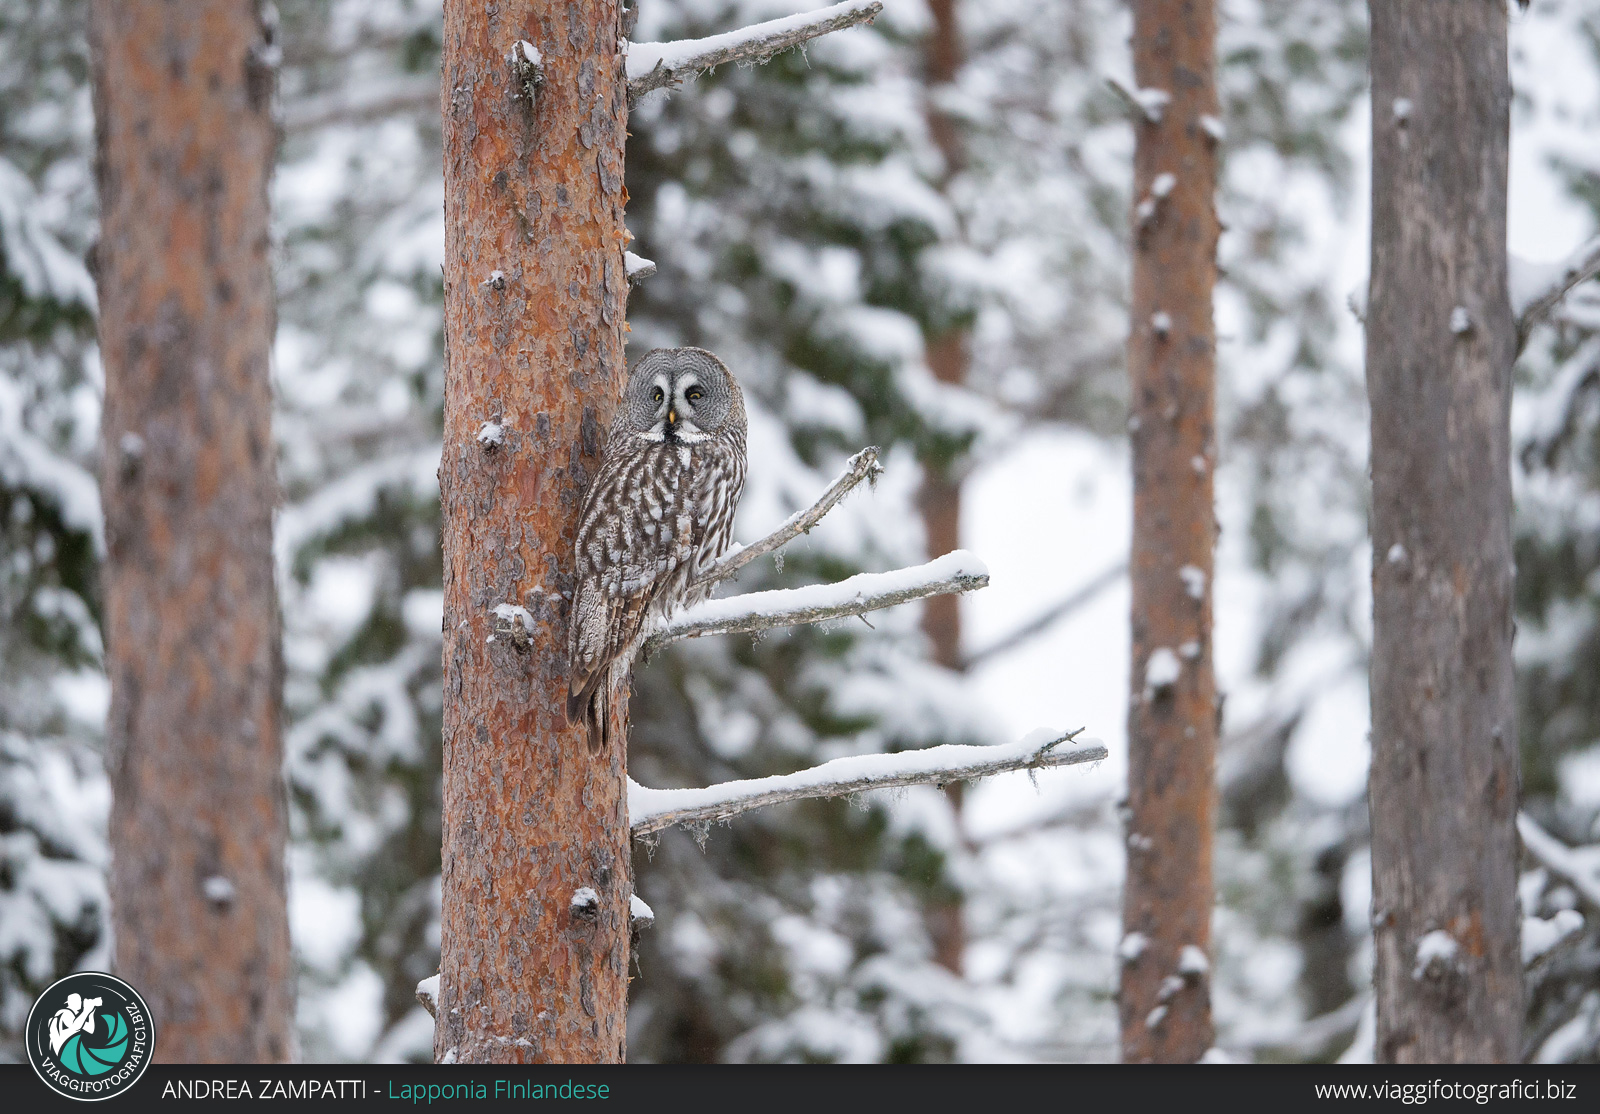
26, 973, 155, 1101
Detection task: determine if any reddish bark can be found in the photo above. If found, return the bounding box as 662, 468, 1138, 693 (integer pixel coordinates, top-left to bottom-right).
434, 0, 632, 1064
918, 0, 968, 978
90, 0, 293, 1062
1366, 0, 1522, 1063
1119, 0, 1219, 1064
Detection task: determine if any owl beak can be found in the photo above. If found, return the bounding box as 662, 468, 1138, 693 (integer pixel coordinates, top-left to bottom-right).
667, 408, 677, 426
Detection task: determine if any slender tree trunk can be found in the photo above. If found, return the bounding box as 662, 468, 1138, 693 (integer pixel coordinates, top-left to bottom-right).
1119, 0, 1219, 1064
90, 0, 292, 1062
1366, 0, 1522, 1063
919, 0, 968, 979
434, 0, 632, 1064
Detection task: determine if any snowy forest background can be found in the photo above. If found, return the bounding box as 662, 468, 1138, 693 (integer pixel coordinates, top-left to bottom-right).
5, 0, 1600, 1063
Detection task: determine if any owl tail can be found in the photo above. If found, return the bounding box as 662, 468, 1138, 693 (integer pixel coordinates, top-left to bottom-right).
567, 673, 609, 753
586, 684, 608, 753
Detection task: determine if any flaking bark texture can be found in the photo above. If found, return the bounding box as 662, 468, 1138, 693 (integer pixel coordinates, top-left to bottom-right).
90, 0, 292, 1062
435, 0, 632, 1064
1366, 0, 1522, 1063
1119, 0, 1219, 1064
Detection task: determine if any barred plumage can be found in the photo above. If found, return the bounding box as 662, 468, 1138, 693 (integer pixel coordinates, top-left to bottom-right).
567, 347, 748, 751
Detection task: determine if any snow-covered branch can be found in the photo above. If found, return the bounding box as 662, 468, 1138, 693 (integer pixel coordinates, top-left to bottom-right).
1518, 812, 1600, 918
1104, 76, 1170, 124
624, 251, 656, 284
416, 974, 439, 1018
1513, 236, 1600, 343
696, 446, 882, 591
629, 728, 1107, 837
641, 550, 988, 656
626, 0, 883, 99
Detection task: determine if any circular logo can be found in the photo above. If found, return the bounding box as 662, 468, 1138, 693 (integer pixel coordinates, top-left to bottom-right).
26, 972, 155, 1101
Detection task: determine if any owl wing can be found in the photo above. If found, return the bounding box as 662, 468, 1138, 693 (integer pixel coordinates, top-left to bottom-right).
566, 442, 704, 720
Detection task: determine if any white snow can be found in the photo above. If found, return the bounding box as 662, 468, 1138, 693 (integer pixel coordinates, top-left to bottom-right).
1178, 943, 1210, 977
1412, 929, 1459, 979
476, 421, 504, 448
570, 887, 600, 910
630, 894, 655, 927
1519, 814, 1600, 911
628, 727, 1104, 832
1151, 311, 1172, 336
1449, 305, 1472, 334
1386, 543, 1407, 564
1199, 114, 1225, 142
202, 875, 236, 904
491, 603, 534, 633
517, 40, 542, 67
1118, 931, 1148, 964
415, 974, 440, 1011
1151, 172, 1176, 199
1133, 87, 1171, 124
1144, 648, 1181, 694
1510, 236, 1600, 320
1178, 564, 1206, 600
624, 251, 657, 280
0, 157, 97, 310
626, 1, 881, 84
275, 448, 440, 573
1524, 909, 1583, 965
1391, 97, 1413, 125
0, 376, 104, 552
653, 550, 988, 641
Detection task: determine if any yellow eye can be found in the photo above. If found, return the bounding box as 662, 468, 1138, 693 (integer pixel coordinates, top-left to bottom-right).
686, 387, 703, 402
651, 386, 664, 404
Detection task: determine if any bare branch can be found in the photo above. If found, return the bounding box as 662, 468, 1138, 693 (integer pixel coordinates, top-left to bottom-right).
630, 729, 1107, 837
642, 549, 988, 657
1241, 994, 1367, 1061
283, 74, 438, 133
1518, 812, 1600, 919
963, 560, 1127, 669
1514, 235, 1600, 344
627, 0, 883, 99
696, 446, 882, 591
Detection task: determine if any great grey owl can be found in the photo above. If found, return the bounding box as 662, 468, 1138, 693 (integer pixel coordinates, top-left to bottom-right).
567, 347, 748, 751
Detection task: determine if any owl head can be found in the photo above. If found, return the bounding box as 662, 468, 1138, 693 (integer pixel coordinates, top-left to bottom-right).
619, 347, 745, 444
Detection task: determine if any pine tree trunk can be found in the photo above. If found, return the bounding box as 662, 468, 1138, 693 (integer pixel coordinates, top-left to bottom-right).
1119, 0, 1219, 1064
1366, 0, 1522, 1063
433, 0, 632, 1064
919, 0, 968, 979
90, 0, 293, 1062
